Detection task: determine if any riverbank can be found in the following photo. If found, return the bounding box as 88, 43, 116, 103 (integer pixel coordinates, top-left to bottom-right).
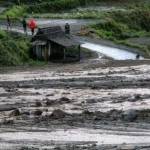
75, 35, 145, 60
1, 59, 150, 74
0, 0, 149, 59
0, 28, 100, 67
88, 8, 150, 57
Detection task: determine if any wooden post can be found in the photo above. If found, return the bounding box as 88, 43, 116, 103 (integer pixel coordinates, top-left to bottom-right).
64, 48, 66, 61
48, 43, 51, 60
46, 47, 48, 61
78, 45, 81, 61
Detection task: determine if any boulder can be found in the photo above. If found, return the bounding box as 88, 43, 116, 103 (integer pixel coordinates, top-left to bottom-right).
21, 111, 30, 116
3, 118, 14, 125
117, 145, 136, 150
122, 109, 138, 122
35, 101, 42, 107
59, 97, 71, 103
33, 110, 43, 116
9, 109, 20, 116
135, 94, 141, 100
0, 105, 16, 112
45, 99, 56, 106
50, 109, 67, 119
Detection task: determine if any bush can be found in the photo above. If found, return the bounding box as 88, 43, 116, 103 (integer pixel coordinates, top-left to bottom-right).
27, 0, 81, 13
0, 31, 30, 66
3, 5, 27, 18
92, 20, 131, 40
111, 9, 150, 31
26, 0, 103, 13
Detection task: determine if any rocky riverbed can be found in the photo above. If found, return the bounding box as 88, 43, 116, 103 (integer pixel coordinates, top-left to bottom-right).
0, 59, 150, 150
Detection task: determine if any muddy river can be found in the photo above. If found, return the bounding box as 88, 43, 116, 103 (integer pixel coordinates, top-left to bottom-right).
0, 60, 150, 149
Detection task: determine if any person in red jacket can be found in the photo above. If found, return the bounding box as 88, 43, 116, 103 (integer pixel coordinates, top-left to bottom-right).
28, 19, 37, 35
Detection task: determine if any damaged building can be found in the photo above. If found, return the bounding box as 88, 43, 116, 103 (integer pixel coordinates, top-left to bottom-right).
31, 26, 81, 62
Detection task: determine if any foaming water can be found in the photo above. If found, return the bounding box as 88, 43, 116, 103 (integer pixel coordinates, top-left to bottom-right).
0, 129, 150, 145
81, 42, 143, 60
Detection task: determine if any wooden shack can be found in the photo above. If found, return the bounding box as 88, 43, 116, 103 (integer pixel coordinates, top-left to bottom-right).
31, 26, 81, 62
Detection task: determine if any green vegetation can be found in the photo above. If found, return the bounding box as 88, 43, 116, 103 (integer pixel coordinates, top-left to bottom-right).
80, 48, 98, 59
1, 0, 150, 19
31, 10, 105, 19
0, 30, 30, 66
0, 0, 150, 62
0, 5, 27, 19
28, 0, 85, 13
1, 0, 98, 18
90, 8, 150, 56
4, 5, 27, 18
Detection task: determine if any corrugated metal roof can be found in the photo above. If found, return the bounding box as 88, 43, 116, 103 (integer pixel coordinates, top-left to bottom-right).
32, 40, 46, 46
32, 26, 80, 47
49, 36, 80, 47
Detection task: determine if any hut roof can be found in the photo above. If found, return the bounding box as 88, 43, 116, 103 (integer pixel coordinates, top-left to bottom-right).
33, 26, 80, 47
32, 40, 46, 46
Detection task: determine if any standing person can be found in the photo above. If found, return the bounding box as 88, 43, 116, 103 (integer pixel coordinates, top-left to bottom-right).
28, 19, 37, 36
31, 28, 35, 36
6, 15, 11, 30
136, 53, 140, 60
65, 23, 70, 34
22, 17, 27, 35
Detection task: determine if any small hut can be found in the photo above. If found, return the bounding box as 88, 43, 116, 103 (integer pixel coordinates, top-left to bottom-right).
31, 26, 81, 62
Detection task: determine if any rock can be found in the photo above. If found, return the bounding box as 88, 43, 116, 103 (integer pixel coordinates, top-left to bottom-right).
54, 147, 62, 150
3, 118, 14, 125
128, 94, 141, 102
135, 94, 141, 100
35, 92, 41, 95
122, 109, 137, 122
45, 99, 55, 106
0, 105, 16, 112
137, 109, 150, 120
59, 97, 71, 103
9, 109, 20, 116
109, 109, 121, 120
45, 97, 71, 106
5, 88, 17, 93
117, 145, 136, 150
22, 111, 30, 116
86, 99, 97, 103
33, 110, 43, 116
42, 109, 49, 117
20, 146, 39, 150
50, 109, 67, 119
128, 98, 137, 102
83, 110, 93, 116
46, 93, 54, 97
35, 101, 42, 107
66, 86, 70, 89
62, 92, 70, 95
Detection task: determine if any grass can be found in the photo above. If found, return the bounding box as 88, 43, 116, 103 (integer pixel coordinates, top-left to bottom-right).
87, 6, 150, 56
0, 0, 150, 60
30, 10, 106, 19
0, 5, 27, 19
1, 0, 145, 18
0, 30, 31, 66
0, 0, 94, 18
0, 30, 51, 66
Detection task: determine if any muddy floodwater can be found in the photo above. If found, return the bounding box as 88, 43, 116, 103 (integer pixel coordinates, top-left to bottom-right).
0, 60, 150, 150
